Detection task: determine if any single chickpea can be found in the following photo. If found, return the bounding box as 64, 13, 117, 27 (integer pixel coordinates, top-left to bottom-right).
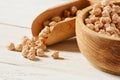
15, 44, 23, 52
61, 17, 65, 21
86, 24, 95, 30
94, 25, 100, 32
90, 17, 99, 24
105, 32, 111, 36
36, 48, 45, 57
63, 10, 71, 18
7, 42, 15, 51
49, 21, 57, 26
29, 47, 36, 54
51, 51, 60, 59
104, 23, 111, 28
43, 20, 50, 27
116, 22, 120, 30
112, 5, 120, 13
21, 36, 29, 45
102, 10, 110, 17
90, 7, 102, 16
37, 37, 46, 44
110, 23, 116, 28
93, 3, 102, 8
49, 26, 55, 32
39, 33, 49, 38
100, 17, 111, 24
26, 39, 35, 47
95, 21, 103, 28
106, 26, 116, 34
101, 0, 111, 6
32, 37, 38, 42
88, 15, 95, 18
98, 29, 106, 34
70, 6, 78, 16
39, 26, 50, 38
111, 34, 120, 38
22, 47, 29, 58
64, 17, 72, 21
35, 42, 47, 51
51, 16, 61, 22
85, 18, 91, 24
42, 26, 51, 34
27, 52, 36, 60
103, 6, 112, 13
112, 13, 119, 23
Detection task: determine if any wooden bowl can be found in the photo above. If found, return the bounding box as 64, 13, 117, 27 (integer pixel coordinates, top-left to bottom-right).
76, 5, 120, 75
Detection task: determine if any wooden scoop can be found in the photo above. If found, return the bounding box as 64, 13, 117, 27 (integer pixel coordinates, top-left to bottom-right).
31, 0, 90, 45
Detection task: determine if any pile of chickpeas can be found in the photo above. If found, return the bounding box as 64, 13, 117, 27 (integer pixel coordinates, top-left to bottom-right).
7, 6, 78, 60
85, 0, 120, 38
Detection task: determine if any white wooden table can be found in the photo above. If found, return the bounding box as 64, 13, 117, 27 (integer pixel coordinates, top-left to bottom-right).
0, 0, 120, 80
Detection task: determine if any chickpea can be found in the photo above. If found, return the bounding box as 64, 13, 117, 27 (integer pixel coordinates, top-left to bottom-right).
15, 44, 23, 52
63, 10, 71, 18
7, 42, 15, 51
51, 16, 61, 22
51, 51, 59, 59
36, 48, 45, 57
70, 6, 78, 16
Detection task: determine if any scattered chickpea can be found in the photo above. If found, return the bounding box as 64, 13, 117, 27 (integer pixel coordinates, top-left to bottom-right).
32, 37, 38, 42
51, 51, 60, 59
21, 36, 29, 45
7, 5, 78, 61
29, 47, 36, 54
15, 44, 23, 52
36, 48, 45, 57
22, 48, 29, 58
22, 45, 29, 58
7, 42, 15, 51
35, 42, 47, 51
26, 39, 35, 47
27, 52, 36, 60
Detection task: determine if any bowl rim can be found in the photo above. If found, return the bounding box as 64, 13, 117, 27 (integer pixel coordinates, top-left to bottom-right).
77, 5, 120, 41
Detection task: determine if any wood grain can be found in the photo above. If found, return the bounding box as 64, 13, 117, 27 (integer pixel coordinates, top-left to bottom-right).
31, 0, 90, 45
76, 4, 120, 75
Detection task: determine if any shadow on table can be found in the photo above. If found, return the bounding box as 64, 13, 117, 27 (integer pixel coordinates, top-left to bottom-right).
48, 37, 80, 52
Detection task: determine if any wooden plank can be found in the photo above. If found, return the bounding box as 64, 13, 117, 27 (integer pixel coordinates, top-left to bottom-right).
0, 24, 120, 79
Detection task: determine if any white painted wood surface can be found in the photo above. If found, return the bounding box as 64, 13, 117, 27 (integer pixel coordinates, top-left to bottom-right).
0, 0, 120, 80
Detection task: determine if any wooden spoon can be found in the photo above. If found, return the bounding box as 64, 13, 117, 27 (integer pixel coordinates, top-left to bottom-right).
31, 0, 90, 45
